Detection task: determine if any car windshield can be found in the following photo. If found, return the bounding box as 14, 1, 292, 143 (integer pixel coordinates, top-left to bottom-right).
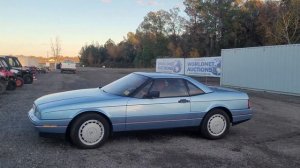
101, 73, 148, 97
7, 57, 22, 67
0, 61, 4, 69
0, 60, 9, 68
14, 58, 22, 67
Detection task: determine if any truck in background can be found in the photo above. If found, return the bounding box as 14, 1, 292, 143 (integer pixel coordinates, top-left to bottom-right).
61, 60, 76, 74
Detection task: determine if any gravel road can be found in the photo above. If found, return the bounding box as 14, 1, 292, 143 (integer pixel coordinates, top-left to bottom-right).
0, 68, 299, 168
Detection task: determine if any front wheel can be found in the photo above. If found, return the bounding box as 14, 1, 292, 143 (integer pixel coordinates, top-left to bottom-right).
6, 80, 16, 90
70, 113, 110, 149
201, 109, 230, 139
16, 77, 24, 87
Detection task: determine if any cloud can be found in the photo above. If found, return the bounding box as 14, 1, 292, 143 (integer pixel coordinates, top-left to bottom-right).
101, 0, 112, 3
136, 0, 159, 6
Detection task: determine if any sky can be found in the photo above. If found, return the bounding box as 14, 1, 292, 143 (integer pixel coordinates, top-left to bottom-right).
0, 0, 185, 57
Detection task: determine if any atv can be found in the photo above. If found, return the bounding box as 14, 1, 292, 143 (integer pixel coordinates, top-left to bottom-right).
1, 56, 34, 84
0, 58, 22, 90
0, 71, 8, 95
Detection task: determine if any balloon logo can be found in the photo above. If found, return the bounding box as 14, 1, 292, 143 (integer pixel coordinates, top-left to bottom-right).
173, 61, 182, 73
212, 59, 221, 76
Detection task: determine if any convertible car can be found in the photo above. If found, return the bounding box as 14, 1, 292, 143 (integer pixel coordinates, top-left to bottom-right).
28, 72, 252, 149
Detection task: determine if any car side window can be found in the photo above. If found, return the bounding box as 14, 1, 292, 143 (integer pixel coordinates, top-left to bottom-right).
134, 81, 153, 99
150, 79, 189, 98
8, 58, 15, 66
187, 81, 204, 96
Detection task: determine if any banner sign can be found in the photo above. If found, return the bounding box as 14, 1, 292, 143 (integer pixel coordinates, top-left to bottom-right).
156, 58, 185, 74
185, 57, 221, 77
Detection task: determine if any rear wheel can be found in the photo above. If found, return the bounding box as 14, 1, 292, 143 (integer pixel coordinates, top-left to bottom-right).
201, 109, 230, 139
23, 74, 33, 84
0, 81, 5, 94
70, 113, 110, 149
16, 77, 24, 87
6, 80, 16, 90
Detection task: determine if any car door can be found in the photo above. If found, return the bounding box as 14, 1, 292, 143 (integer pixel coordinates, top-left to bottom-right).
126, 78, 193, 131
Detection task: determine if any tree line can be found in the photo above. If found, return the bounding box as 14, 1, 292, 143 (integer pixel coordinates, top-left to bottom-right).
79, 0, 300, 68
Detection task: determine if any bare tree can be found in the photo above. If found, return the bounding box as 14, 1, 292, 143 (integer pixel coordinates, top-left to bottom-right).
263, 0, 300, 44
274, 1, 300, 44
50, 36, 62, 62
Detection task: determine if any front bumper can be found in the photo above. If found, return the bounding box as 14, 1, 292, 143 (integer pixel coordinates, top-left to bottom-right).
28, 108, 71, 134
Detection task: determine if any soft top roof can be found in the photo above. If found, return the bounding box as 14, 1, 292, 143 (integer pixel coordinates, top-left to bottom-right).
134, 72, 185, 78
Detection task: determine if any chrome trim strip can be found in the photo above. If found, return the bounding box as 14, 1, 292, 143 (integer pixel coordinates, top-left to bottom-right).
113, 117, 202, 125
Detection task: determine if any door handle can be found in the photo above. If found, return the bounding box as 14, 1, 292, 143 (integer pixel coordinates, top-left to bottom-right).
178, 99, 190, 103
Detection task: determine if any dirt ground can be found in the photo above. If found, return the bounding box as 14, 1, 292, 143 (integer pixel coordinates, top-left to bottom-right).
0, 67, 299, 168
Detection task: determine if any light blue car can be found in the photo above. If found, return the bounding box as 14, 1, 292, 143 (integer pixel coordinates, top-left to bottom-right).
28, 72, 252, 149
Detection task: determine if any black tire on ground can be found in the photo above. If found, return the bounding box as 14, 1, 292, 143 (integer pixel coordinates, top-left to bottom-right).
0, 81, 5, 94
6, 80, 16, 90
70, 113, 110, 149
200, 109, 230, 140
23, 74, 33, 84
61, 70, 64, 73
16, 77, 24, 87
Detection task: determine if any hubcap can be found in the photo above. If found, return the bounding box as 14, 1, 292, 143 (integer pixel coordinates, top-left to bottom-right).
16, 80, 22, 86
78, 120, 104, 146
207, 114, 227, 136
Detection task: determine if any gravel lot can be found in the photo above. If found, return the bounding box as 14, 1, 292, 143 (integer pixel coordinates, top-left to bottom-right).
0, 68, 299, 168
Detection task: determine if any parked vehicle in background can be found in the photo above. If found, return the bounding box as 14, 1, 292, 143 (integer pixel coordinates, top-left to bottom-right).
0, 71, 8, 94
0, 59, 17, 90
26, 66, 38, 75
1, 56, 34, 84
28, 72, 252, 149
37, 67, 47, 74
61, 60, 76, 73
0, 58, 24, 87
56, 63, 61, 70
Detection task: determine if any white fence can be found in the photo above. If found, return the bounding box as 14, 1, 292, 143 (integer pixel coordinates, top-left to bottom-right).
221, 44, 300, 95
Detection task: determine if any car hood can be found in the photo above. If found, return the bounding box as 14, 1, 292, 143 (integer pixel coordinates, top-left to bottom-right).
34, 88, 120, 106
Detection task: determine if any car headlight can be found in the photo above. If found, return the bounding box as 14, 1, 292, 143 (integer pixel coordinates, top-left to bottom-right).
33, 104, 41, 119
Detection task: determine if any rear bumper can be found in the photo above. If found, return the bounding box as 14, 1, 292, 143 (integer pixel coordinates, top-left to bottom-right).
28, 108, 71, 134
61, 68, 76, 71
231, 108, 253, 125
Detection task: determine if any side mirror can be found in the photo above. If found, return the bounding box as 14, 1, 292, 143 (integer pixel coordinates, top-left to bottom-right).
146, 91, 160, 98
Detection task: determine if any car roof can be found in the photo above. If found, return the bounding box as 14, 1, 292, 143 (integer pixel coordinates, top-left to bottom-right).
134, 72, 186, 78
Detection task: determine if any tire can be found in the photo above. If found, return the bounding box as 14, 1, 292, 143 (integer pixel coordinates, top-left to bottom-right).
16, 77, 24, 87
70, 113, 110, 149
61, 70, 64, 73
0, 81, 5, 94
23, 74, 33, 84
6, 80, 16, 90
200, 109, 230, 139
